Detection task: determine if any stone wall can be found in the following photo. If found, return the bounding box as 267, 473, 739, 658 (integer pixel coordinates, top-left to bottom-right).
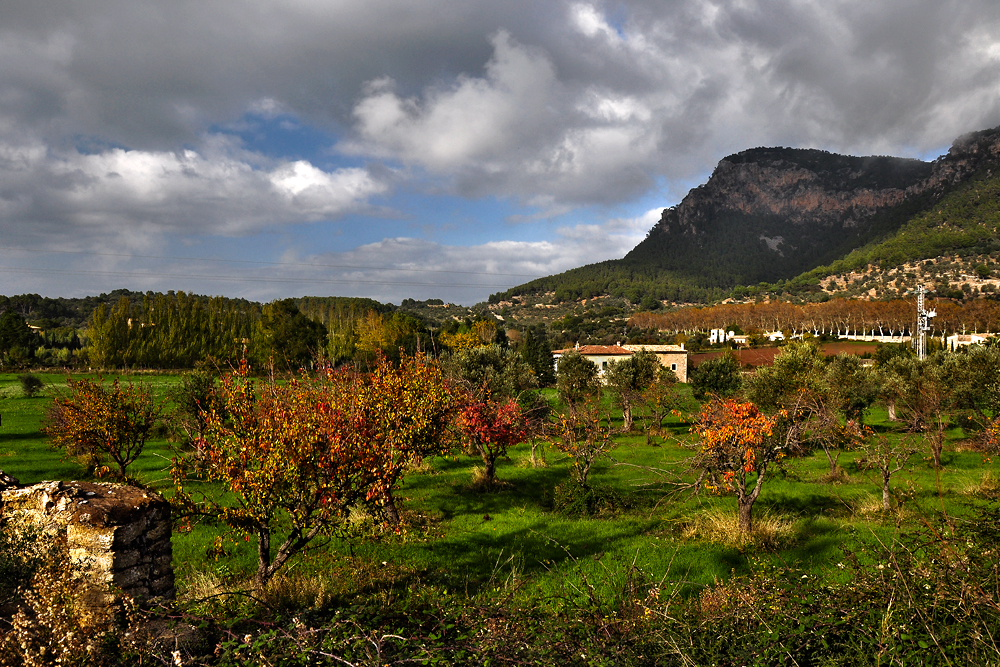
1, 480, 175, 605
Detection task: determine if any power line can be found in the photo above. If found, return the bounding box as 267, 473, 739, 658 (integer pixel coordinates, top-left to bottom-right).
0, 246, 542, 279
0, 265, 518, 289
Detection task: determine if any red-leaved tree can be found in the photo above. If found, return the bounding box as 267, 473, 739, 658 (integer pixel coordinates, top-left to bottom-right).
457, 394, 527, 489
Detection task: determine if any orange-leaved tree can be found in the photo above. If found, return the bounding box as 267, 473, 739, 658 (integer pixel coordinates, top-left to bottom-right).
44, 377, 162, 481
171, 353, 454, 587
352, 352, 456, 522
692, 398, 787, 532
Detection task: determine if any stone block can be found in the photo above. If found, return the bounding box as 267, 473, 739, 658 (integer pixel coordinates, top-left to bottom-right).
2, 480, 176, 605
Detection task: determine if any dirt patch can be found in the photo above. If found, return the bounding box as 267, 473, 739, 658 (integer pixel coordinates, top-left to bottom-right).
690, 342, 876, 369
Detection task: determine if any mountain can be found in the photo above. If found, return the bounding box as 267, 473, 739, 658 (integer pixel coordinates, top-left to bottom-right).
493, 125, 1000, 307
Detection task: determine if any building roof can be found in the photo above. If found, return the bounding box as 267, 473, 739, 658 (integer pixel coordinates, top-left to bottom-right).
553, 344, 633, 355
623, 344, 687, 354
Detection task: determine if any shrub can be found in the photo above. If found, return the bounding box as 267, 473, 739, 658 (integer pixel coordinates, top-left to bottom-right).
17, 374, 43, 398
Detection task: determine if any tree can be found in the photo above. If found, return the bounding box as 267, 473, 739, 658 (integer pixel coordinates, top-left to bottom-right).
18, 374, 43, 398
875, 355, 950, 467
354, 353, 456, 521
547, 397, 615, 489
443, 344, 536, 401
556, 351, 600, 412
744, 342, 856, 475
943, 345, 1000, 430
825, 353, 878, 424
0, 311, 35, 367
689, 351, 742, 400
520, 328, 555, 385
171, 354, 455, 587
638, 366, 690, 446
692, 399, 786, 532
260, 299, 327, 368
855, 432, 919, 511
167, 364, 223, 452
43, 378, 161, 481
456, 394, 527, 489
604, 349, 658, 432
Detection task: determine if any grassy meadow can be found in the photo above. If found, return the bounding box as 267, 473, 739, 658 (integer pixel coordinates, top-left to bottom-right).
1, 370, 998, 664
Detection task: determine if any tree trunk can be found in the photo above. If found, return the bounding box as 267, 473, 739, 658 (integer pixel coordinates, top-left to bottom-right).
483, 455, 496, 488
255, 528, 272, 589
887, 402, 897, 421
823, 446, 840, 476
930, 430, 944, 469
382, 490, 401, 524
622, 399, 633, 432
737, 498, 754, 533
882, 472, 892, 511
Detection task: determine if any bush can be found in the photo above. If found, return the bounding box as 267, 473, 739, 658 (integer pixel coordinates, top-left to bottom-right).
17, 374, 43, 398
551, 480, 628, 517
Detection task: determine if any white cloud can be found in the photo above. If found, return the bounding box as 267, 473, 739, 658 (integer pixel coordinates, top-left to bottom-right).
0, 140, 387, 248
346, 31, 561, 172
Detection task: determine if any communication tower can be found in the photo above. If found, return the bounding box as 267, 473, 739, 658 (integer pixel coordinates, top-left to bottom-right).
915, 286, 936, 360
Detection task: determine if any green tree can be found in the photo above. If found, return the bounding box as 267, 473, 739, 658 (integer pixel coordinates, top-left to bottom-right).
689, 351, 742, 399
0, 311, 36, 367
260, 299, 328, 369
18, 374, 44, 398
520, 328, 555, 385
604, 349, 658, 431
556, 351, 600, 412
444, 344, 537, 401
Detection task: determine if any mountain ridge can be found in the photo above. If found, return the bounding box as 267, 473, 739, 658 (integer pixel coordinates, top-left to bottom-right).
492, 125, 1000, 306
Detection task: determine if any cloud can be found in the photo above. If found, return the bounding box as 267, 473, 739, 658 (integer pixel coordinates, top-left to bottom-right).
0, 138, 387, 251
5, 0, 1000, 302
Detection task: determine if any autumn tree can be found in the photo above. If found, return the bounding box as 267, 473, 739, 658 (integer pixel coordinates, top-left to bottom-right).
692, 399, 786, 532
547, 397, 615, 489
354, 353, 456, 521
44, 378, 162, 481
171, 354, 454, 587
604, 349, 658, 432
456, 394, 527, 489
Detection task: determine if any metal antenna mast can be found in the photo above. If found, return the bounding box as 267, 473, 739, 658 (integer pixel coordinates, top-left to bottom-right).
916, 286, 936, 360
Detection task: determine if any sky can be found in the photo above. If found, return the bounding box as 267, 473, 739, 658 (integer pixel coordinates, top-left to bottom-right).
3, 0, 1000, 306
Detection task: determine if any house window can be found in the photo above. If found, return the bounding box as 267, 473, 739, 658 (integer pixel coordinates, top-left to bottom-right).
671, 363, 677, 371
602, 361, 607, 369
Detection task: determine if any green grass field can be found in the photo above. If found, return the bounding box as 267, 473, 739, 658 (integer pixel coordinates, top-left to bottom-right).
2, 371, 994, 606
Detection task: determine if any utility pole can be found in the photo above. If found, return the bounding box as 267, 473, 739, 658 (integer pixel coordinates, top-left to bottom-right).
915, 286, 936, 360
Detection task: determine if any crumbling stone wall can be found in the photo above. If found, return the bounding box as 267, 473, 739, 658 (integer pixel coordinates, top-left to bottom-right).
1, 480, 175, 604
